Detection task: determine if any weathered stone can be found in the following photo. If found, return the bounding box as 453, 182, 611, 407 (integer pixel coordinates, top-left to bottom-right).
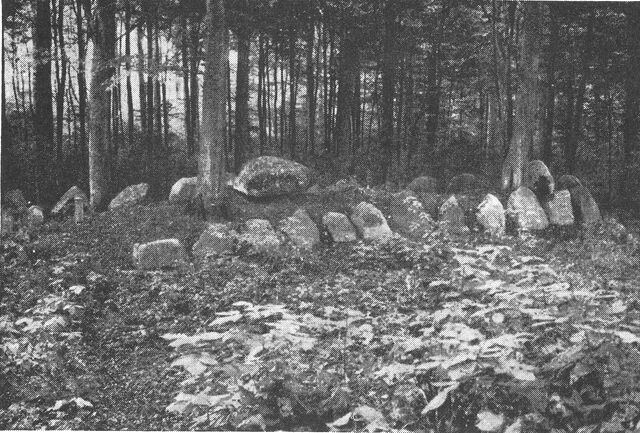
416, 192, 443, 218
542, 190, 574, 226
169, 177, 198, 204
28, 205, 45, 227
525, 160, 555, 198
556, 174, 582, 191
506, 187, 549, 231
322, 212, 357, 242
350, 202, 393, 241
446, 173, 486, 194
390, 190, 436, 238
438, 196, 470, 234
279, 208, 320, 249
328, 177, 361, 193
569, 185, 601, 226
407, 176, 438, 194
4, 189, 27, 209
132, 239, 188, 270
476, 194, 505, 236
1, 209, 14, 234
51, 186, 89, 214
306, 184, 321, 195
109, 183, 149, 210
192, 223, 237, 259
240, 219, 283, 252
232, 156, 311, 197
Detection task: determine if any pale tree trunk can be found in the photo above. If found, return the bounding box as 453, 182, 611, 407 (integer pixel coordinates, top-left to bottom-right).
501, 2, 542, 191
234, 6, 250, 173
622, 6, 640, 201
199, 0, 229, 216
88, 0, 116, 210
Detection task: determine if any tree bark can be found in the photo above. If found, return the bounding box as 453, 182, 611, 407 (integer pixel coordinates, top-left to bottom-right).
334, 29, 358, 165
289, 23, 298, 159
137, 27, 148, 138
125, 0, 134, 146
55, 0, 67, 162
190, 19, 201, 143
234, 14, 250, 173
380, 2, 397, 183
541, 5, 559, 167
306, 21, 316, 156
181, 17, 193, 155
622, 6, 640, 201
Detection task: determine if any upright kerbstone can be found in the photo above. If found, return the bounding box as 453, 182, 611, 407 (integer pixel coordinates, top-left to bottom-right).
232, 156, 312, 197
28, 205, 45, 227
51, 186, 89, 215
133, 239, 188, 270
390, 190, 435, 238
169, 177, 198, 204
542, 190, 574, 226
407, 176, 438, 194
525, 160, 555, 198
279, 208, 320, 249
350, 202, 393, 241
322, 212, 357, 242
569, 185, 601, 226
556, 174, 582, 191
240, 219, 283, 252
109, 183, 149, 210
438, 196, 470, 234
476, 194, 505, 236
507, 186, 549, 231
192, 223, 237, 259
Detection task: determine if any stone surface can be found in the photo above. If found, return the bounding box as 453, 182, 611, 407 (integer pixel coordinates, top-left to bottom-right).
390, 190, 436, 238
506, 187, 549, 231
556, 174, 583, 191
525, 160, 555, 198
232, 156, 312, 197
28, 205, 45, 227
192, 223, 237, 259
569, 185, 601, 226
109, 183, 149, 210
132, 238, 188, 270
446, 173, 486, 194
476, 194, 506, 236
4, 189, 27, 209
279, 208, 320, 249
407, 176, 438, 194
1, 209, 14, 234
51, 186, 89, 214
306, 184, 321, 195
322, 212, 358, 243
416, 192, 444, 218
240, 219, 283, 252
542, 190, 574, 226
328, 177, 361, 193
350, 202, 393, 241
438, 196, 470, 234
169, 177, 198, 204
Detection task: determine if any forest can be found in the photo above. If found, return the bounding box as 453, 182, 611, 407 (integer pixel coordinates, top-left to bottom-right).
3, 0, 640, 431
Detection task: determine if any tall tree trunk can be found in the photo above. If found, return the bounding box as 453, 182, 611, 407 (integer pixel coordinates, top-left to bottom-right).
234, 15, 250, 173
504, 2, 517, 147
181, 17, 193, 155
289, 23, 298, 159
137, 27, 148, 138
501, 2, 542, 191
622, 6, 640, 202
154, 30, 162, 144
88, 0, 116, 210
146, 3, 155, 144
380, 3, 397, 183
541, 5, 558, 166
334, 29, 358, 165
306, 21, 316, 156
190, 19, 201, 143
257, 34, 266, 153
199, 0, 229, 214
125, 0, 134, 146
55, 0, 67, 162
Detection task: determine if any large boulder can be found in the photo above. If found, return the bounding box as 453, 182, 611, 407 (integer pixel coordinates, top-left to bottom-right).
322, 212, 358, 243
239, 219, 283, 253
27, 205, 45, 227
506, 187, 549, 231
438, 196, 470, 234
542, 190, 574, 226
525, 160, 554, 198
232, 156, 312, 198
279, 208, 320, 249
390, 190, 436, 238
556, 174, 583, 191
407, 176, 438, 194
569, 185, 601, 226
192, 223, 237, 259
51, 186, 89, 215
133, 239, 188, 270
446, 173, 487, 194
4, 189, 27, 209
169, 177, 198, 204
109, 183, 149, 210
476, 194, 505, 236
350, 202, 392, 241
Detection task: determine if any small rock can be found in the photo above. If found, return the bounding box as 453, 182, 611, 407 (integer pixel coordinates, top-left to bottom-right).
4, 189, 27, 209
192, 223, 237, 259
542, 190, 574, 226
556, 174, 582, 191
51, 186, 89, 215
407, 176, 438, 194
476, 194, 505, 236
438, 196, 470, 234
446, 173, 486, 194
28, 205, 45, 227
350, 202, 392, 241
525, 160, 555, 198
322, 212, 357, 242
390, 190, 435, 238
569, 185, 601, 226
109, 183, 149, 210
507, 187, 549, 231
169, 177, 198, 204
279, 208, 320, 249
240, 219, 282, 252
132, 239, 188, 270
232, 156, 312, 197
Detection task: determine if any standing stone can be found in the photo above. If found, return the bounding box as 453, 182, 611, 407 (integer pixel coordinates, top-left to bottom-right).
240, 219, 283, 252
132, 239, 188, 270
350, 202, 393, 241
4, 189, 27, 209
438, 196, 470, 234
417, 192, 443, 218
169, 177, 198, 204
322, 212, 357, 242
27, 205, 45, 227
232, 156, 312, 197
192, 223, 237, 259
279, 208, 320, 249
446, 173, 486, 194
569, 185, 601, 226
525, 160, 555, 198
506, 187, 549, 231
109, 183, 150, 210
542, 190, 574, 226
556, 174, 582, 191
51, 186, 89, 215
407, 176, 438, 194
390, 190, 435, 238
1, 209, 14, 234
476, 194, 506, 236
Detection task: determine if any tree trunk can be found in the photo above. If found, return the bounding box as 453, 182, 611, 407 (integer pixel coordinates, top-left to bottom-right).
154, 30, 162, 144
181, 17, 193, 155
380, 3, 397, 183
622, 6, 640, 201
541, 5, 558, 166
234, 18, 250, 173
190, 19, 201, 143
501, 2, 542, 191
257, 34, 266, 153
137, 27, 148, 137
289, 23, 297, 159
334, 29, 358, 165
55, 0, 67, 162
88, 0, 116, 210
125, 0, 134, 146
146, 4, 155, 144
306, 21, 316, 156
199, 0, 229, 215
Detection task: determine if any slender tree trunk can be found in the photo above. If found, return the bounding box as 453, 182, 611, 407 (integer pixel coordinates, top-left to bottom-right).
622, 6, 640, 202
306, 22, 316, 156
181, 17, 193, 155
273, 41, 278, 147
380, 3, 397, 183
146, 4, 155, 143
137, 27, 148, 138
55, 0, 67, 162
190, 18, 201, 143
288, 23, 297, 159
266, 40, 272, 148
280, 49, 286, 154
504, 2, 517, 147
154, 29, 162, 145
234, 18, 250, 173
88, 0, 116, 210
257, 34, 265, 153
541, 5, 558, 166
335, 29, 358, 165
125, 0, 134, 146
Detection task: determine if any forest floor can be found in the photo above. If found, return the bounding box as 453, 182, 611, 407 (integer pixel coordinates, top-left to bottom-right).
2, 190, 640, 432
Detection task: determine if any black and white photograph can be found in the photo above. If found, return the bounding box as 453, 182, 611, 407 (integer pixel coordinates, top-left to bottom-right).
2, 0, 640, 430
